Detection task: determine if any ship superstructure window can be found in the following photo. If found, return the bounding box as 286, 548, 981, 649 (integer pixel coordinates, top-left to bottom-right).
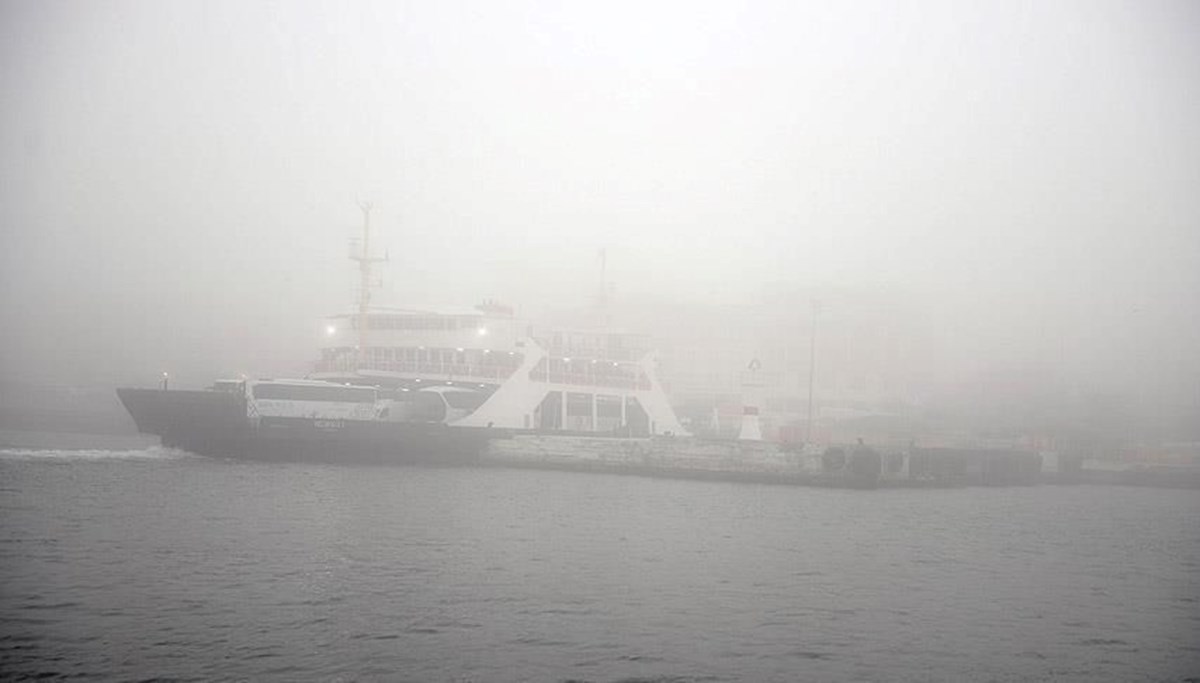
252, 384, 376, 403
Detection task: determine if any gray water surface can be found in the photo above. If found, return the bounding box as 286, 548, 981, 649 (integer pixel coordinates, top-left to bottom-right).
2, 448, 1198, 682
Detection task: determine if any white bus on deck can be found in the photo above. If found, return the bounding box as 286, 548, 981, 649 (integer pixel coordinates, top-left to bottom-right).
246, 379, 378, 421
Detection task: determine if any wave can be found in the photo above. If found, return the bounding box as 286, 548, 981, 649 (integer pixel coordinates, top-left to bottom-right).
0, 445, 194, 461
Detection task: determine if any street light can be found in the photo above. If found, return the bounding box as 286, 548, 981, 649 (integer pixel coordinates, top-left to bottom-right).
806, 299, 821, 444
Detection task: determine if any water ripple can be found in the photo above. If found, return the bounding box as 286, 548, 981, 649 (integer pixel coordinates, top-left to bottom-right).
1, 455, 1197, 681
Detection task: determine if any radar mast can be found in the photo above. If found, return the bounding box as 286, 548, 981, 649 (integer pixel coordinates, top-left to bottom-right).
351, 202, 387, 370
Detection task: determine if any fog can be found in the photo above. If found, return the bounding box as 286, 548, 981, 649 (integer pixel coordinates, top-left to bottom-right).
3, 6, 1200, 679
2, 1, 1198, 430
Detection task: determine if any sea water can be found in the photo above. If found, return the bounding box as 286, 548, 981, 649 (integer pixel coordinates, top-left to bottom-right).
2, 447, 1198, 682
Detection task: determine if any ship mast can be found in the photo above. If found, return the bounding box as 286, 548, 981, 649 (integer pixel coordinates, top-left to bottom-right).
351, 201, 386, 370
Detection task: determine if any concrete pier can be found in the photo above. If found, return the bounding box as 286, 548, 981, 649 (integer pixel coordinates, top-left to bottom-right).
481, 435, 1046, 489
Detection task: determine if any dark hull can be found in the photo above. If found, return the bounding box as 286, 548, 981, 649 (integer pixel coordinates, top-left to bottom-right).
116, 388, 495, 465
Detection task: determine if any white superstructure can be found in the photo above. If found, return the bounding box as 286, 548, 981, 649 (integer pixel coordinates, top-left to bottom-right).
310, 306, 688, 436
305, 206, 688, 436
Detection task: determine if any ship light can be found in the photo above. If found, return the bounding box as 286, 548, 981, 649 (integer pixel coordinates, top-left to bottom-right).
325, 325, 337, 336
477, 327, 488, 336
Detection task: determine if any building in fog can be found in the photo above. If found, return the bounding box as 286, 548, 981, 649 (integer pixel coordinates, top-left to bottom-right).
612, 287, 939, 443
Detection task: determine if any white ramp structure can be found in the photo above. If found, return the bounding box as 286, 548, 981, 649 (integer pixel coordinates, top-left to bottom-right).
454, 340, 688, 436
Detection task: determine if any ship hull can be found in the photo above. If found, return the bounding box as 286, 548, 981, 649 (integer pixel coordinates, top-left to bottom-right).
116, 388, 495, 465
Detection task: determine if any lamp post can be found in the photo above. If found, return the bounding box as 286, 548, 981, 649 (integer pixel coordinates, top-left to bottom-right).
806, 299, 820, 443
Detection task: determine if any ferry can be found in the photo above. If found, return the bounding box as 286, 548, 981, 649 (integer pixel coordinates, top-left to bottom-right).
117, 303, 692, 464
116, 204, 689, 466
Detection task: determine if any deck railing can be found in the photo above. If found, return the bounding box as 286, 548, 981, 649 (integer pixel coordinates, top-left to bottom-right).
314, 357, 652, 391
527, 369, 652, 391
314, 358, 518, 381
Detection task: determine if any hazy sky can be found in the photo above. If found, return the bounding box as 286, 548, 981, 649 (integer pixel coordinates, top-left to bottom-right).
1, 0, 1198, 389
